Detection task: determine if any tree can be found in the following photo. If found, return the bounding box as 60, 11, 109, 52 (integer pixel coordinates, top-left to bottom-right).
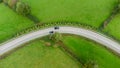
49, 32, 62, 43
16, 2, 31, 16
8, 0, 18, 8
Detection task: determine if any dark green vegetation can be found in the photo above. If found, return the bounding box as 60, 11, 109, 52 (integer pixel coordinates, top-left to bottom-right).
62, 35, 120, 68
22, 0, 117, 28
0, 3, 33, 43
0, 40, 81, 68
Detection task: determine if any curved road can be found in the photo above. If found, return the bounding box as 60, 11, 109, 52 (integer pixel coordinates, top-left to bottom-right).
0, 26, 120, 56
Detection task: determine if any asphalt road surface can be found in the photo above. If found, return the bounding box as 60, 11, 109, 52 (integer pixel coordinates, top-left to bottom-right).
0, 26, 120, 56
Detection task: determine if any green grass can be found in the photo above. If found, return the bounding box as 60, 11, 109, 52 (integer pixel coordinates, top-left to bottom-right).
0, 1, 120, 68
104, 13, 120, 40
62, 35, 120, 68
0, 3, 34, 43
22, 0, 117, 28
0, 40, 81, 68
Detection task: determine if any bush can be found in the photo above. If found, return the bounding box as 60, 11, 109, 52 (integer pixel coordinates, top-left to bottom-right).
16, 2, 31, 16
8, 0, 18, 8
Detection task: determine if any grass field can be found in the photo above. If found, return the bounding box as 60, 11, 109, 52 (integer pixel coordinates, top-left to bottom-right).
1, 0, 120, 68
0, 40, 81, 68
0, 3, 34, 43
21, 0, 117, 28
62, 35, 120, 68
104, 13, 120, 40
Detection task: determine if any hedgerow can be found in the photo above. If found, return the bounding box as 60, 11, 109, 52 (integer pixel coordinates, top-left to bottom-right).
14, 21, 97, 37
13, 21, 120, 46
